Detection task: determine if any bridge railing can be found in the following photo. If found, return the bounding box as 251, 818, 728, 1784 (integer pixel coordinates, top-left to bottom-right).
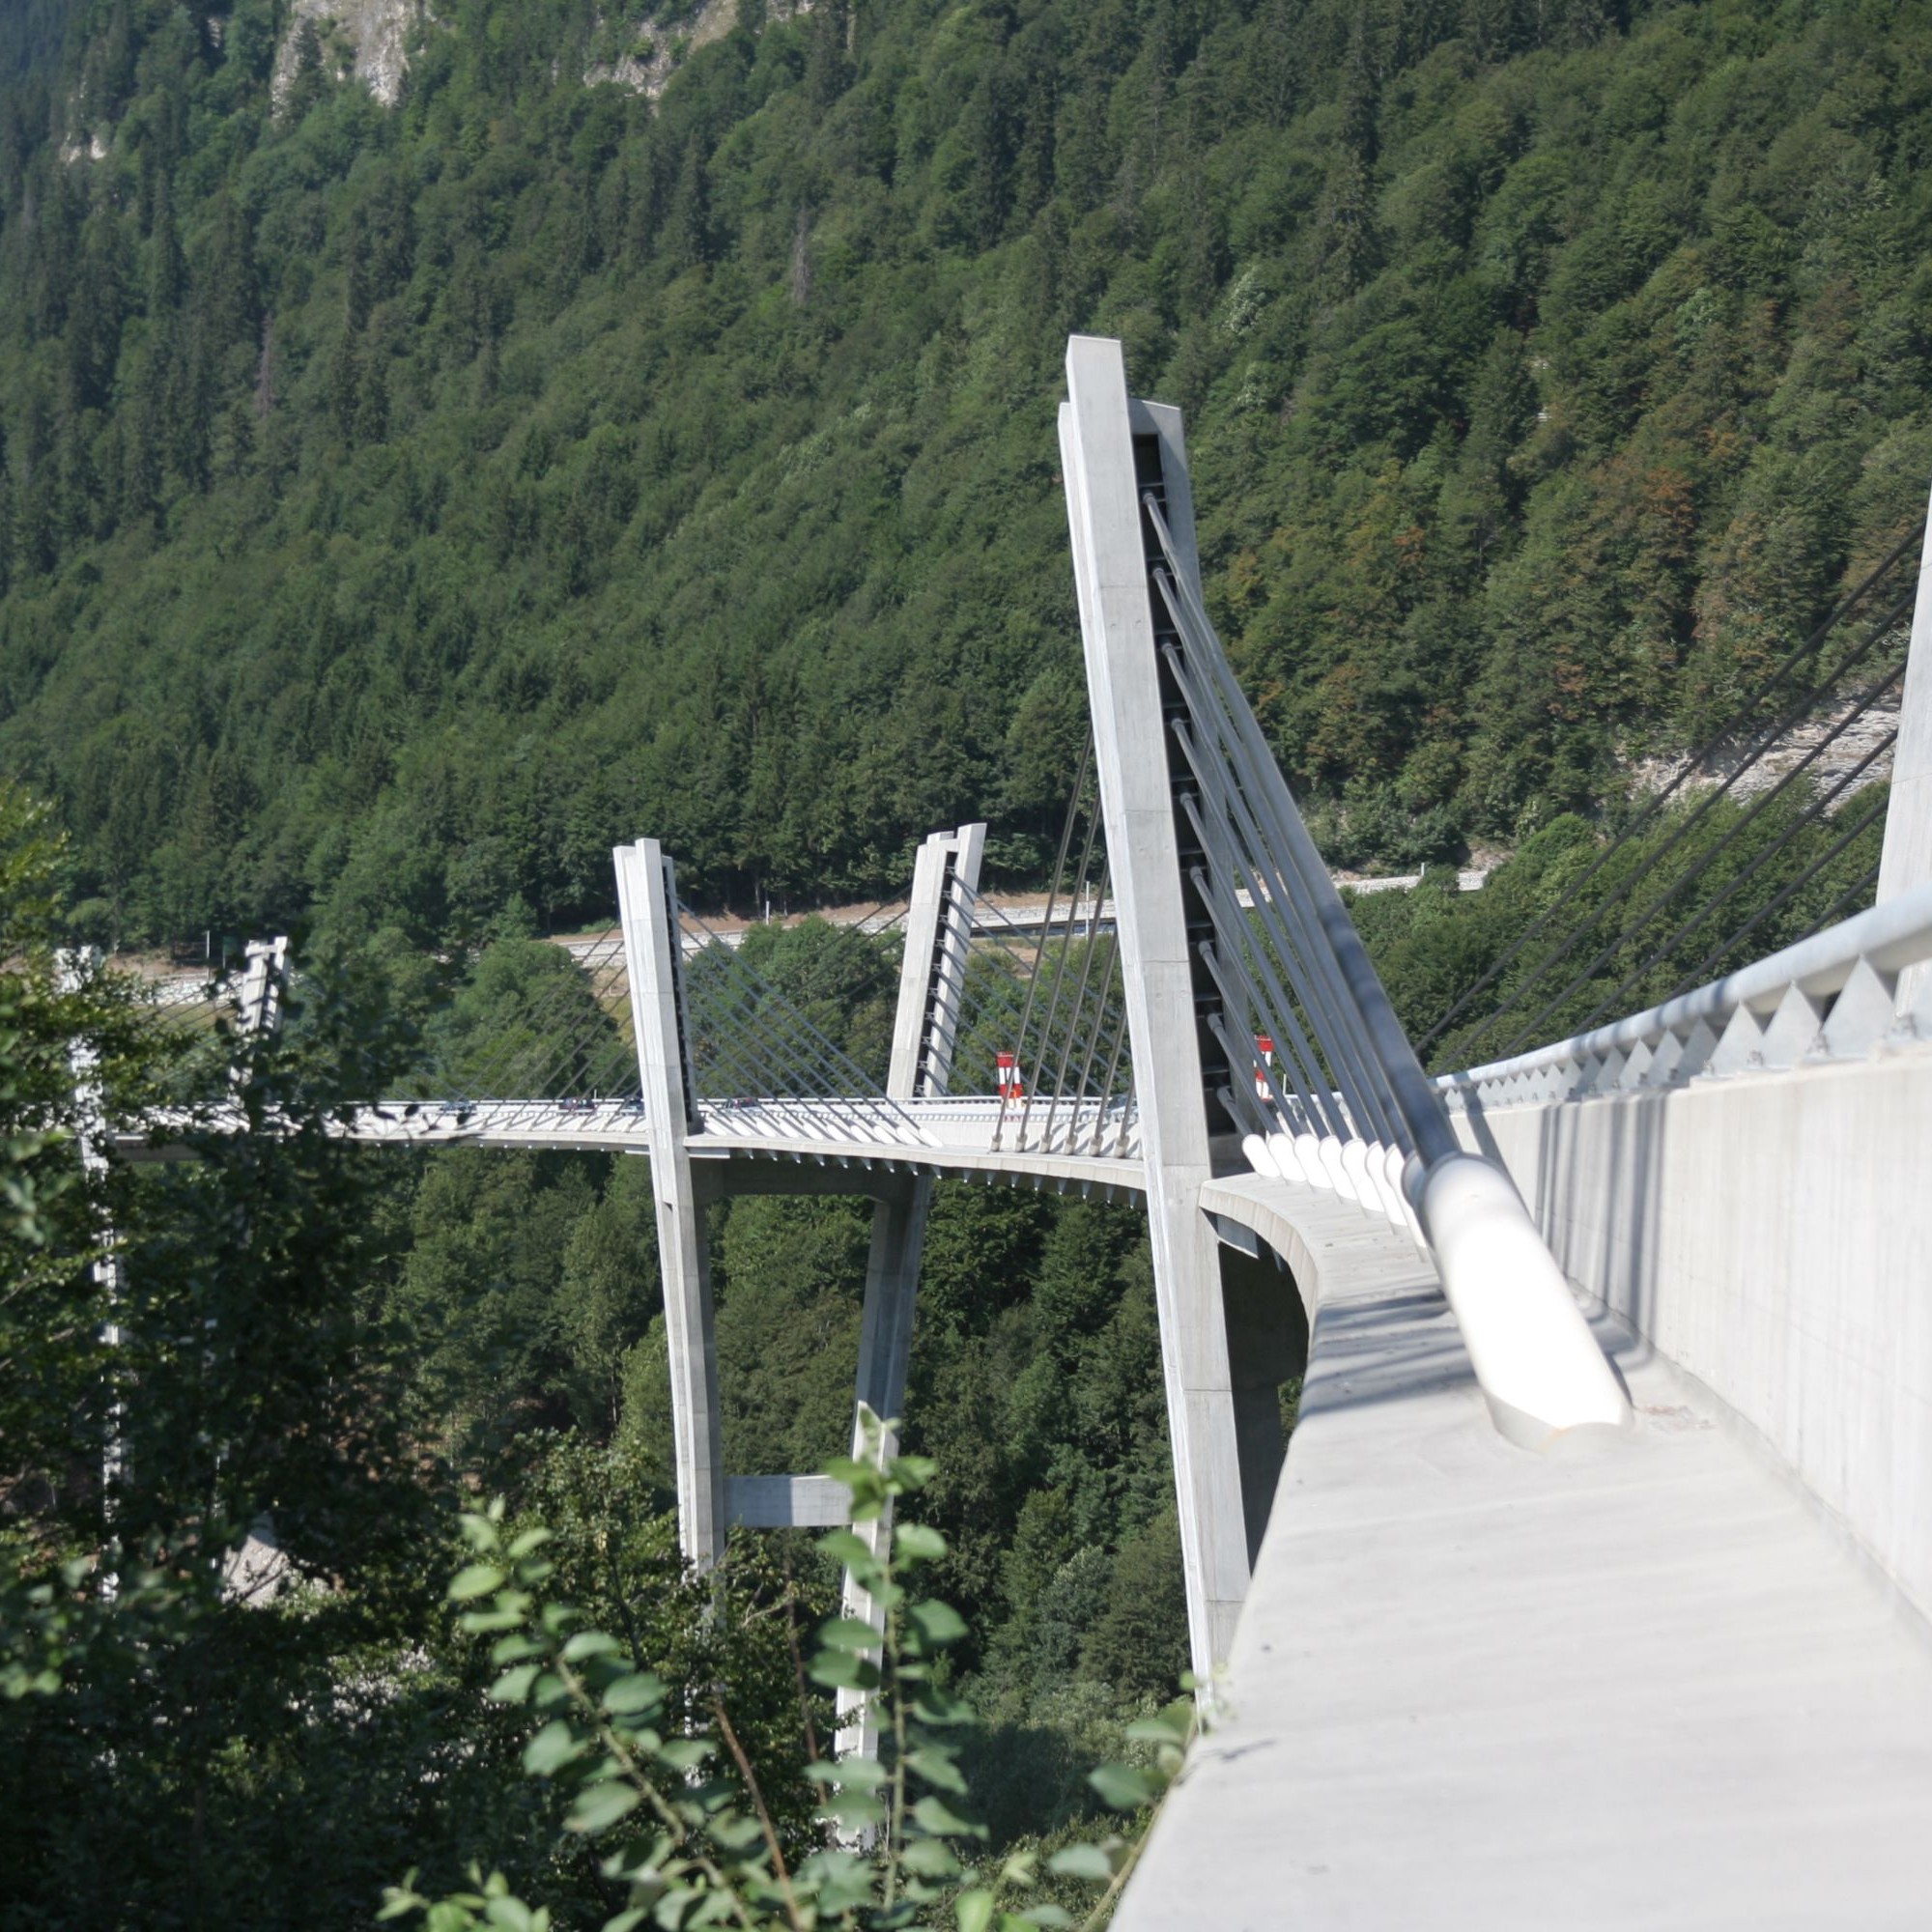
1438, 878, 1932, 1111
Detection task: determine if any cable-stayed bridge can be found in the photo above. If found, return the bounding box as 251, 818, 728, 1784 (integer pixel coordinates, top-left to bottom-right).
123, 338, 1932, 1924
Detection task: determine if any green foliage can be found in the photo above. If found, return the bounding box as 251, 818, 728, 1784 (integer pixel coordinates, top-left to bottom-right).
1, 0, 1927, 945
381, 1417, 1181, 1932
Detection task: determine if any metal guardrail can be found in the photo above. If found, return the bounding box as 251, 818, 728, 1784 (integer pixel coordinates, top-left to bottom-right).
1438, 881, 1932, 1110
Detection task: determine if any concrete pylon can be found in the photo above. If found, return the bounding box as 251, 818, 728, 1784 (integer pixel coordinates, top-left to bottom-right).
1877, 478, 1932, 1010
838, 822, 984, 1758
614, 838, 724, 1570
1060, 336, 1253, 1680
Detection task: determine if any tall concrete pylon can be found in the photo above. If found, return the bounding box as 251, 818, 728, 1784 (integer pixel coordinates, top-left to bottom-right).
838, 822, 983, 1757
617, 825, 984, 1649
1877, 480, 1932, 1009
1060, 336, 1254, 1679
615, 837, 725, 1569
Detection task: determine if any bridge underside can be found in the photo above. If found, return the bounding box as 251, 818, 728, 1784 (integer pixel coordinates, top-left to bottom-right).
1120, 1151, 1932, 1927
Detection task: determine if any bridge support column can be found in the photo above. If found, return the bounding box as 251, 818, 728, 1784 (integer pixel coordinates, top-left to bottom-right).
1061, 336, 1253, 1680
838, 823, 983, 1758
1878, 477, 1932, 1009
615, 838, 725, 1571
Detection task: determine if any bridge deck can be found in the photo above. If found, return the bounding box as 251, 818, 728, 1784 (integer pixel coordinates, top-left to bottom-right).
1122, 1176, 1932, 1929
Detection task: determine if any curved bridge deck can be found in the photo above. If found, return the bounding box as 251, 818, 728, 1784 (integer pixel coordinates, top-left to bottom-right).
1122, 1173, 1932, 1929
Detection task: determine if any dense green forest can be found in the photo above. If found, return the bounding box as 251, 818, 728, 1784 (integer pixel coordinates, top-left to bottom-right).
2, 0, 1925, 1921
0, 0, 1927, 947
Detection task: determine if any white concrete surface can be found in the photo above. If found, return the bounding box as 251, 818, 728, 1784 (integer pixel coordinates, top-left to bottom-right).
1063, 334, 1252, 1676
1878, 481, 1932, 1009
1460, 1043, 1932, 1625
1119, 1173, 1932, 1930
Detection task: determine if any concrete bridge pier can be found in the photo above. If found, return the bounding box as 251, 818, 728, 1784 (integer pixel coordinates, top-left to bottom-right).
616, 823, 984, 1756
615, 838, 725, 1568
837, 822, 982, 1755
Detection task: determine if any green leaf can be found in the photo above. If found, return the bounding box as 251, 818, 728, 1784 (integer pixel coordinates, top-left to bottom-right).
955, 1889, 996, 1932
808, 1651, 880, 1692
821, 1792, 887, 1831
906, 1599, 968, 1647
602, 1672, 664, 1716
899, 1837, 961, 1878
488, 1662, 541, 1704
911, 1795, 985, 1839
448, 1563, 506, 1603
895, 1522, 947, 1562
905, 1746, 969, 1795
506, 1527, 553, 1560
911, 1689, 976, 1725
482, 1897, 537, 1931
815, 1530, 872, 1568
804, 1755, 888, 1788
1088, 1763, 1157, 1811
602, 1913, 648, 1932
1018, 1906, 1074, 1927
1045, 1844, 1116, 1882
815, 1615, 883, 1652
1123, 1716, 1187, 1747
565, 1780, 642, 1836
560, 1630, 621, 1662
523, 1719, 583, 1777
656, 1738, 710, 1772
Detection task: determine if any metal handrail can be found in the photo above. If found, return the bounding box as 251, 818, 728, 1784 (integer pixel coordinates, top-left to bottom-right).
1442, 880, 1932, 1091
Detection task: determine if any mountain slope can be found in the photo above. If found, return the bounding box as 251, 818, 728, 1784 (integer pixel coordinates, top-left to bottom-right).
1, 0, 1929, 947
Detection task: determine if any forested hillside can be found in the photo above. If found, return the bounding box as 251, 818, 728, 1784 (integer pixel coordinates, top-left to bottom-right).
1, 0, 1929, 949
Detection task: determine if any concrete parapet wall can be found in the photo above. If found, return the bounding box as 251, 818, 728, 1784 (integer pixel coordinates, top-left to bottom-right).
1458, 1045, 1932, 1622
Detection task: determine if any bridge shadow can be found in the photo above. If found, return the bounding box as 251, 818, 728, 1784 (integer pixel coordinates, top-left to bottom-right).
1457, 1085, 1670, 1363
1297, 1289, 1481, 1418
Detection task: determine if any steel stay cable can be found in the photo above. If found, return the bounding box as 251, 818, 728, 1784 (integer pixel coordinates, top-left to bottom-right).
1415, 540, 1921, 1051
450, 961, 626, 1099
1168, 686, 1396, 1147
683, 959, 875, 1126
707, 961, 927, 1145
681, 909, 908, 1109
1176, 711, 1386, 1142
1152, 587, 1407, 1146
685, 971, 888, 1138
1196, 946, 1316, 1140
1013, 755, 1100, 1151
446, 962, 630, 1105
1064, 863, 1127, 1127
1202, 1007, 1276, 1143
1177, 793, 1340, 1122
963, 887, 1135, 1101
1186, 864, 1334, 1139
970, 897, 1126, 1065
1087, 972, 1137, 1154
1569, 721, 1899, 1038
1492, 654, 1910, 1060
1147, 546, 1449, 1162
1789, 859, 1886, 952
994, 740, 1093, 1151
1434, 577, 1918, 1057
1665, 792, 1891, 1004
1032, 792, 1106, 1152
1171, 730, 1365, 1143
